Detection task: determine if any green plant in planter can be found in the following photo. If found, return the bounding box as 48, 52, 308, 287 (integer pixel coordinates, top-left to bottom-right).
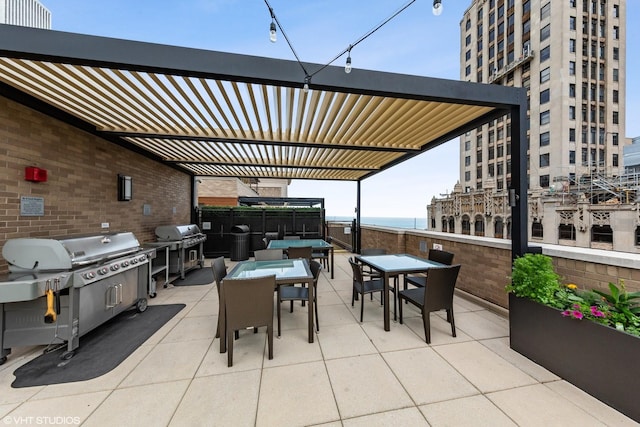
506, 253, 561, 306
593, 280, 640, 334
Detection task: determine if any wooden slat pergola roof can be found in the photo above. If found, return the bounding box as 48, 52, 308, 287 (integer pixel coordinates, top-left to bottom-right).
0, 24, 527, 183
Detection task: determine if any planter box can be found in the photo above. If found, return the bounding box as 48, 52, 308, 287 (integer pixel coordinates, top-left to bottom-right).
509, 293, 640, 423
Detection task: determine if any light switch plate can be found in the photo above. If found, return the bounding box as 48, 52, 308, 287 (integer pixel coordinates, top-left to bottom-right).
101, 222, 109, 229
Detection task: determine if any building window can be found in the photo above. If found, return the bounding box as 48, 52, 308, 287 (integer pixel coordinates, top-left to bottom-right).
559, 224, 576, 240
636, 226, 640, 246
613, 69, 619, 82
612, 133, 619, 145
466, 50, 471, 61
465, 171, 471, 181
540, 46, 550, 62
497, 145, 504, 157
466, 19, 471, 31
540, 132, 550, 146
540, 110, 550, 125
570, 16, 576, 30
569, 128, 576, 141
569, 61, 576, 75
441, 217, 447, 232
613, 26, 619, 39
448, 217, 455, 233
489, 146, 495, 160
465, 156, 471, 166
613, 154, 619, 167
540, 24, 550, 41
540, 174, 550, 188
474, 215, 485, 237
465, 140, 471, 151
541, 3, 551, 19
570, 0, 576, 7
592, 225, 613, 243
614, 4, 620, 18
540, 89, 550, 104
613, 47, 619, 60
540, 67, 550, 83
569, 84, 575, 98
462, 216, 471, 235
476, 166, 482, 179
532, 221, 543, 238
613, 111, 619, 124
465, 65, 471, 76
466, 34, 471, 46
569, 106, 576, 120
569, 38, 576, 53
540, 153, 550, 167
569, 150, 576, 164
495, 218, 504, 238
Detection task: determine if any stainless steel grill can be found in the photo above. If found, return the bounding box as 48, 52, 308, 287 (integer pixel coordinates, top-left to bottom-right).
147, 224, 206, 279
0, 232, 155, 365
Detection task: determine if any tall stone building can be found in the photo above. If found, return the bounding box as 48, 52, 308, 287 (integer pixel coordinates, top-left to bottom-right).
429, 0, 640, 253
0, 0, 51, 29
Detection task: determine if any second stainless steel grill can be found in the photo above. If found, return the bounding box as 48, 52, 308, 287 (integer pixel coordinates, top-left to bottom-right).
148, 224, 206, 279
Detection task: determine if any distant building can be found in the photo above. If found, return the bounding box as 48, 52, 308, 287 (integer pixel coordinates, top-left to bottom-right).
197, 178, 289, 207
624, 136, 640, 174
428, 0, 640, 253
0, 0, 51, 29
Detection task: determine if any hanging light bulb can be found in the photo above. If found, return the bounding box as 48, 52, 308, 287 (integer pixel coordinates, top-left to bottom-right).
303, 76, 310, 93
432, 0, 443, 16
269, 21, 277, 43
345, 49, 352, 74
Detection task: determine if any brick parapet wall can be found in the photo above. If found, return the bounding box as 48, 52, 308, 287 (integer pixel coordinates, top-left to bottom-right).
0, 96, 192, 274
358, 226, 640, 309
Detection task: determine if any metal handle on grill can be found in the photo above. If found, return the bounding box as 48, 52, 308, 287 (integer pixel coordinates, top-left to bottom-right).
106, 285, 117, 308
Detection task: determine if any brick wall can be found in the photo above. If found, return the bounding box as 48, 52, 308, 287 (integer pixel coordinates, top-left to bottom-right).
0, 95, 192, 274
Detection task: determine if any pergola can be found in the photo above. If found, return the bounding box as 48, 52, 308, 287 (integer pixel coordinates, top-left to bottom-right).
0, 24, 529, 257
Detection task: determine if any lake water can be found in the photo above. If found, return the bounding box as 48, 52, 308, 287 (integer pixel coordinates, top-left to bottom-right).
326, 216, 427, 230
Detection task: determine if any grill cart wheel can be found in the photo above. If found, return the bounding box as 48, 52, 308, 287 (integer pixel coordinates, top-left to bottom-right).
61, 350, 74, 360
0, 356, 6, 365
136, 298, 148, 313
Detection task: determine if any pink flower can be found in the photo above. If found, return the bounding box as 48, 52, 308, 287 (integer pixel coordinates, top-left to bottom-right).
562, 310, 571, 317
572, 303, 581, 310
590, 306, 605, 317
572, 310, 584, 319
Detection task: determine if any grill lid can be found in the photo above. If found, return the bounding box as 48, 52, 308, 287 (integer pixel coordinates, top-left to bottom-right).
155, 224, 202, 241
2, 232, 141, 272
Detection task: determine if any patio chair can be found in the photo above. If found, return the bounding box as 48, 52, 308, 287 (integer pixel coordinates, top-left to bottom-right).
211, 257, 228, 339
221, 274, 276, 367
254, 248, 284, 261
277, 260, 322, 336
312, 248, 329, 270
286, 245, 312, 261
398, 264, 461, 344
349, 257, 385, 322
403, 249, 455, 290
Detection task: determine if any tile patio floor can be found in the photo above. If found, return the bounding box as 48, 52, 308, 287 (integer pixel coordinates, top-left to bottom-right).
0, 251, 637, 426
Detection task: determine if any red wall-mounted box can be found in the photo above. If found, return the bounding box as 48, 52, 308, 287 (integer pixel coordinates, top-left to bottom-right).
25, 166, 47, 182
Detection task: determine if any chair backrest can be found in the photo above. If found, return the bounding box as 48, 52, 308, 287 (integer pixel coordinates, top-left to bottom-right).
212, 256, 228, 298
222, 275, 276, 330
428, 249, 455, 265
361, 248, 387, 256
283, 235, 300, 240
348, 258, 364, 284
287, 246, 312, 260
254, 248, 284, 261
424, 264, 461, 311
309, 260, 322, 289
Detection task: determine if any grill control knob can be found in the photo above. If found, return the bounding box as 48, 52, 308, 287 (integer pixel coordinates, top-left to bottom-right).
110, 264, 120, 271
131, 258, 138, 264
139, 256, 146, 262
121, 260, 130, 267
98, 267, 109, 275
83, 272, 95, 280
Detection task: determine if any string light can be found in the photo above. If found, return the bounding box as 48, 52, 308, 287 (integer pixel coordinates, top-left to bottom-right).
432, 0, 443, 16
264, 0, 444, 85
269, 8, 277, 42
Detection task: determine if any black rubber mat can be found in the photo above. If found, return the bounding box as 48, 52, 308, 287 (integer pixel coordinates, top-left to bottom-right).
171, 267, 214, 286
11, 304, 185, 388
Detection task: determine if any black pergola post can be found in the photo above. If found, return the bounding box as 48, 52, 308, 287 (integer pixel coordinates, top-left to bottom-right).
510, 98, 529, 260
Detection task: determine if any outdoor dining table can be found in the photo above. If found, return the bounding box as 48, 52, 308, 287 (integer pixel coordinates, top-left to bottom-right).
354, 253, 445, 331
219, 258, 315, 353
267, 238, 335, 279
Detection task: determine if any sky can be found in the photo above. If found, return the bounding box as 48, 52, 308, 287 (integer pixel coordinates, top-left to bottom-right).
43, 0, 639, 219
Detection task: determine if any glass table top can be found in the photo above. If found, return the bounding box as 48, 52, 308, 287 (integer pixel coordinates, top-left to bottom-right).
268, 239, 332, 249
226, 259, 312, 282
356, 254, 444, 272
